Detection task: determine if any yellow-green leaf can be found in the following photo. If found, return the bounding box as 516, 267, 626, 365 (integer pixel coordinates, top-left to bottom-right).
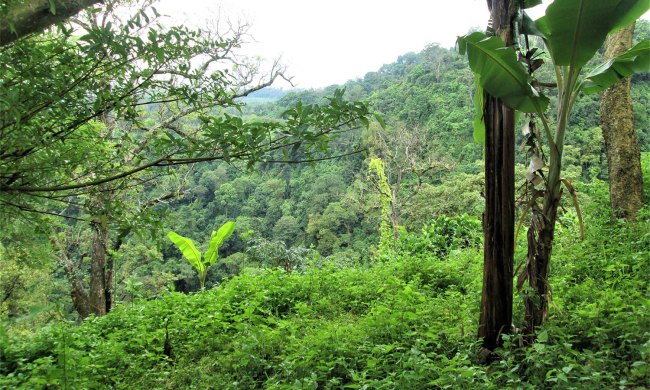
168, 231, 203, 273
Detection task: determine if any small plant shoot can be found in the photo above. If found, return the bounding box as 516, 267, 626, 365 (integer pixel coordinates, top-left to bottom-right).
168, 221, 235, 290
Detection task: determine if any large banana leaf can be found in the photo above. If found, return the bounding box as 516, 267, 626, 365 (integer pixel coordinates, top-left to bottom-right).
204, 221, 235, 267
458, 32, 549, 113
168, 231, 204, 273
582, 40, 650, 94
536, 0, 649, 70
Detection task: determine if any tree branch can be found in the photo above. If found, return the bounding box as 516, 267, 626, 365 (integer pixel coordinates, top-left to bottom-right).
0, 0, 104, 46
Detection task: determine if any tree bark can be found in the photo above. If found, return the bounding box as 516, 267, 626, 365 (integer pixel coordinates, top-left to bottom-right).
0, 0, 103, 46
600, 23, 643, 221
89, 215, 109, 316
478, 0, 516, 353
51, 234, 92, 319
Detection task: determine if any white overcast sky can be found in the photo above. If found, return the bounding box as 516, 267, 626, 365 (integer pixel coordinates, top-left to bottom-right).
153, 0, 647, 89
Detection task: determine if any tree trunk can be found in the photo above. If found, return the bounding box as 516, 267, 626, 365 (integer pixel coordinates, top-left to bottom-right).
68, 272, 92, 319
390, 187, 400, 246
0, 0, 104, 46
478, 0, 516, 353
601, 23, 644, 221
105, 231, 114, 314
89, 216, 109, 316
51, 234, 92, 319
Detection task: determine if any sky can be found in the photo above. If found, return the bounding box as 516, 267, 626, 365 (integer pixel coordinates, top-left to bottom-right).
153, 0, 644, 89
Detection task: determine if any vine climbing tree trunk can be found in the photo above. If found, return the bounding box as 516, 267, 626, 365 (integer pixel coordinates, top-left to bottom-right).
478, 0, 516, 354
600, 23, 644, 221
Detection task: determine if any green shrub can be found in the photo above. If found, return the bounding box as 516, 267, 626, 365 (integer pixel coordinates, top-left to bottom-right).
398, 214, 482, 257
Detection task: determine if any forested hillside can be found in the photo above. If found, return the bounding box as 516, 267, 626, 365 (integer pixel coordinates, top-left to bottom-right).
1, 0, 649, 388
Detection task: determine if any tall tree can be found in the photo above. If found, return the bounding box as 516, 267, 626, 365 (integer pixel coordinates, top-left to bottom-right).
600, 23, 644, 220
368, 123, 446, 246
477, 0, 517, 354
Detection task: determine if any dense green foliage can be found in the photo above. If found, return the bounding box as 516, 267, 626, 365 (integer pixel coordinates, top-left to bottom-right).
1, 179, 648, 388
1, 0, 649, 387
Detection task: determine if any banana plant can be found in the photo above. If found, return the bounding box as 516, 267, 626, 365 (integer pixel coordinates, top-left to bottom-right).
167, 221, 235, 290
458, 0, 649, 332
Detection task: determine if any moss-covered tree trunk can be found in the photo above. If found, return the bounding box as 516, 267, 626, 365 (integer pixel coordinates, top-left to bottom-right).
478, 0, 516, 353
600, 23, 644, 220
51, 234, 92, 319
89, 213, 109, 317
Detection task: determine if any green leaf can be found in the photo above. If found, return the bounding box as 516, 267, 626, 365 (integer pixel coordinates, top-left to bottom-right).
610, 1, 650, 32
204, 221, 235, 267
582, 40, 650, 94
536, 0, 649, 69
167, 231, 203, 273
48, 0, 57, 14
457, 32, 549, 113
521, 12, 544, 37
359, 116, 369, 128
472, 82, 486, 145
374, 112, 387, 130
537, 329, 549, 343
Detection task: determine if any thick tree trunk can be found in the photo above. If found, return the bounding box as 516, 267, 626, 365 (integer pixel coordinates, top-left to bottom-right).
68, 274, 92, 319
478, 0, 516, 353
0, 0, 103, 46
601, 23, 643, 220
51, 235, 92, 319
89, 216, 109, 316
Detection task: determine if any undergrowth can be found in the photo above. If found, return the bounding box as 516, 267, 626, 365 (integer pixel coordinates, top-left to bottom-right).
1, 180, 648, 389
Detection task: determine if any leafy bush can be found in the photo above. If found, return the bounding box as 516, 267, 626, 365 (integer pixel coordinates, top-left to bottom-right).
398, 214, 482, 257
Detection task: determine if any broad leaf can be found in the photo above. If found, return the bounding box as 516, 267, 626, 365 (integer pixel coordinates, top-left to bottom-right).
536, 0, 649, 69
204, 221, 235, 267
168, 231, 203, 273
520, 12, 543, 37
473, 82, 486, 144
457, 32, 549, 113
374, 112, 387, 130
582, 40, 650, 94
610, 1, 650, 32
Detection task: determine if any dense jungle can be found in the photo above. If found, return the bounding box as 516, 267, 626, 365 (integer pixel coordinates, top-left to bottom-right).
1, 0, 649, 388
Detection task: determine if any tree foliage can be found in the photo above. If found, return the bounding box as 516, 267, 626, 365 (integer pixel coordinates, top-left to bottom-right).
0, 0, 372, 217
